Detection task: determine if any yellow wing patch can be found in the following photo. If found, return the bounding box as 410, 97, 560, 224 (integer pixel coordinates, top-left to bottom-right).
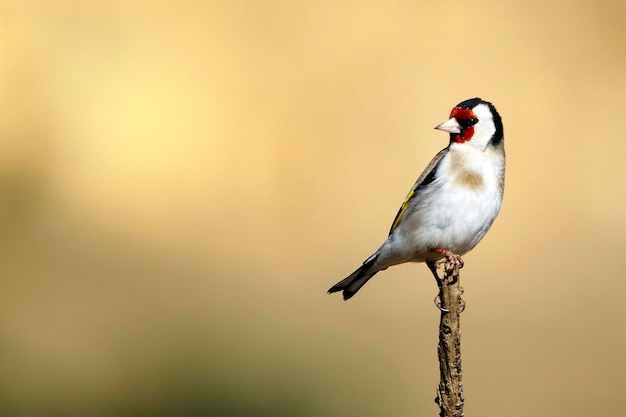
389, 188, 415, 235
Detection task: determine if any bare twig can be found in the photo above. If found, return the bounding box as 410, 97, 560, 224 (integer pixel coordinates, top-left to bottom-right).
433, 259, 464, 417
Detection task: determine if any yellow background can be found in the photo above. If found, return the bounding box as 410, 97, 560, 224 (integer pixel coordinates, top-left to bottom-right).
1, 1, 625, 416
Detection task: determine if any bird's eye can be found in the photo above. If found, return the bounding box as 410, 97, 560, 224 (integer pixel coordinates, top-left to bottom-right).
458, 118, 478, 129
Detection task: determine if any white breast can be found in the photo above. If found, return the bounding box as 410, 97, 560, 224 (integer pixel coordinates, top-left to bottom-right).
393, 144, 504, 262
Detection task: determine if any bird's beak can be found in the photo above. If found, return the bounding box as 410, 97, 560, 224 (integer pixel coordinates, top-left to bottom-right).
434, 117, 461, 134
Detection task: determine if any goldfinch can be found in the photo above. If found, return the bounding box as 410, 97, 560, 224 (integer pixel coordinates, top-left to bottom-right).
328, 98, 505, 300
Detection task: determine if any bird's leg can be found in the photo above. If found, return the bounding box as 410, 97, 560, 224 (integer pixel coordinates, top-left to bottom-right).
428, 250, 465, 312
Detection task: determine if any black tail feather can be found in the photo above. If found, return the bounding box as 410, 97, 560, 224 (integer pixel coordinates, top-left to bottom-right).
328, 254, 379, 300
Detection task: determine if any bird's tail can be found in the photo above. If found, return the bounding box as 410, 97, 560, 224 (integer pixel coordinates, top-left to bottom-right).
328, 254, 380, 300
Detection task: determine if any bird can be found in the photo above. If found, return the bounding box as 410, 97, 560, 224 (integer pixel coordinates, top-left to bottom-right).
328, 97, 504, 301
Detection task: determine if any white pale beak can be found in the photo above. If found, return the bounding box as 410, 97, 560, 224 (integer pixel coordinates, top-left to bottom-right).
434, 117, 461, 134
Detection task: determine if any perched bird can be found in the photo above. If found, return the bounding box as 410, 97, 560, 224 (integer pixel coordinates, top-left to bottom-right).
328, 97, 505, 301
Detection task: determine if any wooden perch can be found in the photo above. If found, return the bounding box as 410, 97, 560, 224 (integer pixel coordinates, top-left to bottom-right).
433, 258, 465, 417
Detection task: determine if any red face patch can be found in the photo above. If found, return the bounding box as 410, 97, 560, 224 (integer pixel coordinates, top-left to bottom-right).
449, 107, 477, 144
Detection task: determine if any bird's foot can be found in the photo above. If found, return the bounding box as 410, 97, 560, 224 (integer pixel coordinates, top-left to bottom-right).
429, 250, 465, 312
430, 248, 464, 273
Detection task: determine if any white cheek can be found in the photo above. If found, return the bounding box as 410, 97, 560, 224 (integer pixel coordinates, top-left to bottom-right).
471, 120, 496, 149
475, 120, 495, 139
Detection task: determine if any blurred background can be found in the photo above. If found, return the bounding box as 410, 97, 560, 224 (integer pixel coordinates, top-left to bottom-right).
1, 1, 625, 416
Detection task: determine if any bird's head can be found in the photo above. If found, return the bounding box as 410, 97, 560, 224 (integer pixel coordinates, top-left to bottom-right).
435, 98, 503, 151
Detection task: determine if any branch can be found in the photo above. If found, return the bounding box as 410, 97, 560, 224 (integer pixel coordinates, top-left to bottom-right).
433, 259, 464, 417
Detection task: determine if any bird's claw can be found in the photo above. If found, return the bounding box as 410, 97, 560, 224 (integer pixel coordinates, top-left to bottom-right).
434, 288, 466, 313
434, 295, 449, 312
